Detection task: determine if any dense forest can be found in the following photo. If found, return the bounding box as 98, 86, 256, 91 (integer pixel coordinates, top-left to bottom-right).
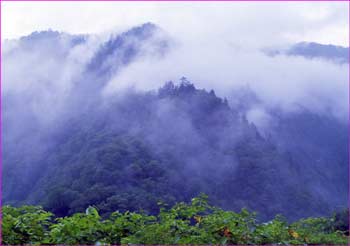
3, 23, 348, 244
3, 194, 349, 245
4, 79, 347, 221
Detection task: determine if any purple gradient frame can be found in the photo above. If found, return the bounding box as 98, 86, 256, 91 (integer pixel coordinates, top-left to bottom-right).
0, 1, 348, 245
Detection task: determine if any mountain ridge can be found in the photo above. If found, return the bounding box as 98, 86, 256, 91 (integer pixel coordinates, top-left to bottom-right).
3, 23, 347, 222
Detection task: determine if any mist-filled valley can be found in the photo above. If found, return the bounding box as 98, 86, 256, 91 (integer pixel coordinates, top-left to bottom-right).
2, 22, 348, 227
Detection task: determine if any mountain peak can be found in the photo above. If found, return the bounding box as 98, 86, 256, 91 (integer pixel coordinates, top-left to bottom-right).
86, 22, 167, 78
121, 22, 158, 40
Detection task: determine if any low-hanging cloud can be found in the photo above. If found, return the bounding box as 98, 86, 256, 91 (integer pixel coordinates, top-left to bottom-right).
3, 2, 348, 131
103, 31, 348, 123
2, 4, 348, 220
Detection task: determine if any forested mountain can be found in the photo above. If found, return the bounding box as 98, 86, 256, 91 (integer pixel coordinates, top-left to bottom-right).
3, 23, 348, 222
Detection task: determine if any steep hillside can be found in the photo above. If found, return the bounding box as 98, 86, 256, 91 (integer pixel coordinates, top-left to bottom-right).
3, 24, 348, 222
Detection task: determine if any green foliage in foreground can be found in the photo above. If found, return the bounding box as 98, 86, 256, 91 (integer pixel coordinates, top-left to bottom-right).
3, 194, 349, 245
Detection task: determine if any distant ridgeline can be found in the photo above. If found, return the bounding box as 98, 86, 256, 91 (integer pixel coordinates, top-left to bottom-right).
3, 79, 347, 221
265, 42, 349, 64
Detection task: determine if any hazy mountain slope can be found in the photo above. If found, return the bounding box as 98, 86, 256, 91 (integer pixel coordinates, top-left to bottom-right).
2, 24, 347, 221
4, 81, 346, 220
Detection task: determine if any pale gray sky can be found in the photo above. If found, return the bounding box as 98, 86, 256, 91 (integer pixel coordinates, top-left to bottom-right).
2, 1, 349, 47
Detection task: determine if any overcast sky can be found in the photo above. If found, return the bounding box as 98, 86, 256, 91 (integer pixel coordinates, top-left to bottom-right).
2, 1, 349, 47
